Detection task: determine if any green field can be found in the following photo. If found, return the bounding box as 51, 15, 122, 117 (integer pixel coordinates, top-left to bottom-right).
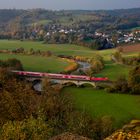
62, 87, 140, 128
0, 40, 138, 58
0, 54, 70, 72
95, 63, 131, 80
0, 40, 139, 79
0, 40, 93, 56
34, 19, 52, 25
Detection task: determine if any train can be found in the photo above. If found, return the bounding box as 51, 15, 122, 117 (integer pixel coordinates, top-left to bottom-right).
12, 70, 109, 82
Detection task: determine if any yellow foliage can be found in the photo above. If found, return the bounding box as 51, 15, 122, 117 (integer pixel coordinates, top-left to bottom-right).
0, 116, 52, 140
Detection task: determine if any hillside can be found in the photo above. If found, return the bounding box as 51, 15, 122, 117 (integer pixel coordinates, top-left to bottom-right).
0, 8, 140, 32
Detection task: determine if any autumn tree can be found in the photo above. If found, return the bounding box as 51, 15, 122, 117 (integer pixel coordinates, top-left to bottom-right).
0, 70, 114, 140
128, 66, 140, 94
90, 54, 104, 74
0, 116, 52, 140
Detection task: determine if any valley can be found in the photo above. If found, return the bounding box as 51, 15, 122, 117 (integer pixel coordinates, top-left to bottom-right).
0, 7, 140, 140
0, 39, 140, 129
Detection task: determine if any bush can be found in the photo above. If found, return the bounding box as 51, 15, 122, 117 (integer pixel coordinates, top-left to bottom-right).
111, 51, 123, 63
88, 54, 104, 74
0, 72, 114, 140
64, 61, 79, 73
0, 58, 23, 70
107, 76, 130, 94
91, 60, 104, 73
0, 116, 52, 140
128, 66, 140, 94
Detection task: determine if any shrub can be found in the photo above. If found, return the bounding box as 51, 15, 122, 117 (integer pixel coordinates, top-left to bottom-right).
107, 76, 130, 94
0, 116, 52, 140
128, 66, 140, 94
0, 58, 23, 70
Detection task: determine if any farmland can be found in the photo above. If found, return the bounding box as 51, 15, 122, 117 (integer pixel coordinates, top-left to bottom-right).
0, 40, 92, 56
0, 40, 138, 58
120, 43, 140, 53
0, 40, 139, 79
0, 53, 70, 72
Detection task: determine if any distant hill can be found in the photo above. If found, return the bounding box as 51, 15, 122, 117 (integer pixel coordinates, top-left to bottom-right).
0, 8, 140, 33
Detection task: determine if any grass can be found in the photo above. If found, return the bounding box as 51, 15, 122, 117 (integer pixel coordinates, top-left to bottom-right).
58, 17, 75, 26
74, 14, 100, 22
0, 40, 94, 56
0, 53, 70, 72
62, 87, 140, 128
34, 19, 52, 25
95, 63, 130, 80
0, 40, 139, 78
0, 40, 138, 59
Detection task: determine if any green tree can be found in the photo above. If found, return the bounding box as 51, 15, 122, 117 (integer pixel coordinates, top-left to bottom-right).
128, 66, 140, 94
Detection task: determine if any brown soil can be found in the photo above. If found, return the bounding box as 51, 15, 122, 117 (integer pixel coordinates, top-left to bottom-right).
118, 43, 140, 53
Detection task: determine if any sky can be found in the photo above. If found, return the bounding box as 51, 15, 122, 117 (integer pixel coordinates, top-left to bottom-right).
0, 0, 140, 10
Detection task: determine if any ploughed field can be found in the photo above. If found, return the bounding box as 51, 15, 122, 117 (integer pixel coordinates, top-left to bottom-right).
120, 43, 140, 53
62, 87, 140, 128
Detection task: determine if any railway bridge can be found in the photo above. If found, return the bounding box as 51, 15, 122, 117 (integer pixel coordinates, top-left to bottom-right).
59, 79, 96, 87
12, 70, 109, 88
26, 77, 97, 87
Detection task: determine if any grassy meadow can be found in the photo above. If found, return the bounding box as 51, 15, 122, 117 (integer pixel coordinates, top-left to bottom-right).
0, 40, 138, 58
62, 87, 140, 128
0, 53, 70, 72
95, 63, 131, 80
0, 40, 139, 79
0, 40, 93, 56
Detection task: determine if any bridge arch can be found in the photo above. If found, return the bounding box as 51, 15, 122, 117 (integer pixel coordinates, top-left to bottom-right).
60, 80, 78, 86
79, 82, 96, 87
32, 79, 42, 85
60, 80, 96, 88
25, 77, 97, 88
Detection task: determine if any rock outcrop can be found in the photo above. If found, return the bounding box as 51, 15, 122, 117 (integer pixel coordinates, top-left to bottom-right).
105, 120, 140, 140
